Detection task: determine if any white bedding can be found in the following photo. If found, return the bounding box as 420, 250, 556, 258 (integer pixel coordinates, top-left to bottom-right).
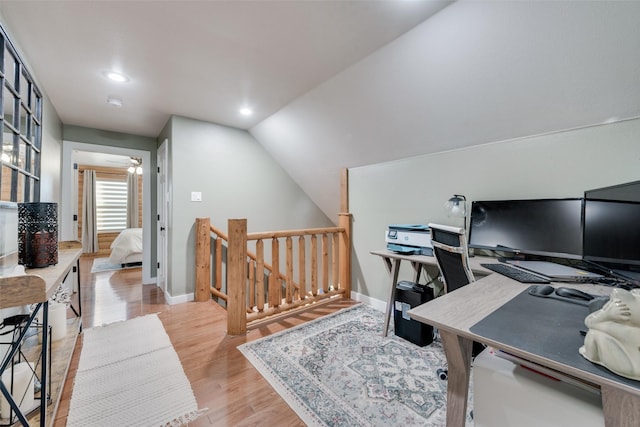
109, 228, 143, 265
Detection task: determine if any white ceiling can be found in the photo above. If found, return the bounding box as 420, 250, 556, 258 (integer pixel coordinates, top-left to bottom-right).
0, 0, 451, 136
2, 1, 640, 221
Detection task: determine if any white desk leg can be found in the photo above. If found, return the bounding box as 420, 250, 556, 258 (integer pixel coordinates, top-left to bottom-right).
601, 385, 640, 427
382, 258, 401, 337
439, 330, 472, 427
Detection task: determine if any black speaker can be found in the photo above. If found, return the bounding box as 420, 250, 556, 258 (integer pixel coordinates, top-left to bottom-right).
394, 281, 433, 346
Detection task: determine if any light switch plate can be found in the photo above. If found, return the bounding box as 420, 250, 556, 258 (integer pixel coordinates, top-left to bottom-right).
191, 191, 202, 202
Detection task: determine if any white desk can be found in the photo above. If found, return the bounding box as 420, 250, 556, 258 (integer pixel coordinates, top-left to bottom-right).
370, 249, 493, 337
408, 273, 639, 427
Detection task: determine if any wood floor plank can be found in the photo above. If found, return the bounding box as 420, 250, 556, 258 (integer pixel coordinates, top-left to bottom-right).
54, 256, 357, 426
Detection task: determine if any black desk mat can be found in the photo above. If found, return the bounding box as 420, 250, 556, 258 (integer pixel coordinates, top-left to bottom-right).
470, 286, 640, 389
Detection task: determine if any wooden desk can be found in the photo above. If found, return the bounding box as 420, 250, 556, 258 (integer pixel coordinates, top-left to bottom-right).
408, 273, 640, 427
370, 249, 493, 337
0, 242, 82, 426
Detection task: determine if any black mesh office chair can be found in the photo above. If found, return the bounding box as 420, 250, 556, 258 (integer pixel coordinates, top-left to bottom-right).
428, 223, 475, 293
428, 223, 483, 382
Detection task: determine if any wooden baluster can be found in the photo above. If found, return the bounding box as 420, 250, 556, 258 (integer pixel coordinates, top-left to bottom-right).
311, 234, 318, 296
215, 237, 222, 291
269, 238, 281, 308
298, 235, 306, 300
210, 235, 228, 302
322, 233, 329, 294
332, 232, 339, 291
286, 237, 293, 304
227, 218, 247, 335
248, 259, 255, 309
195, 217, 211, 302
256, 239, 265, 311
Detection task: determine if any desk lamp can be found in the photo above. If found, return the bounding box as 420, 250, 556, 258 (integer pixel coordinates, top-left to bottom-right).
444, 194, 467, 234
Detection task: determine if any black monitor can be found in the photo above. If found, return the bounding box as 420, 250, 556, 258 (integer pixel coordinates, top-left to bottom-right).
468, 198, 584, 260
583, 199, 640, 267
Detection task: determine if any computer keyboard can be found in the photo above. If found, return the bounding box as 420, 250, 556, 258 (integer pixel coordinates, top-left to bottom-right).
480, 263, 551, 284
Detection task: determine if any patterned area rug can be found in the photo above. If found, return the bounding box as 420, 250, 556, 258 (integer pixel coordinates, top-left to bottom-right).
90, 257, 141, 273
239, 304, 473, 426
67, 314, 202, 427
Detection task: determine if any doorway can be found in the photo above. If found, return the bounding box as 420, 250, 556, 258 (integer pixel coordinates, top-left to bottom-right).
61, 141, 154, 285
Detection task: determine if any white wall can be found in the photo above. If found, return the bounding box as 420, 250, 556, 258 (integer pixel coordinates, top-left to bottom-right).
167, 116, 333, 299
251, 1, 640, 223
350, 118, 640, 303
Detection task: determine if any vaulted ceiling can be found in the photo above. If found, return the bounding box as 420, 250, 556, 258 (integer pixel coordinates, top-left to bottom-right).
1, 1, 639, 219
0, 0, 451, 135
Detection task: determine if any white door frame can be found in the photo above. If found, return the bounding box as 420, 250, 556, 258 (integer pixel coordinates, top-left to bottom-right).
61, 140, 154, 285
157, 139, 169, 296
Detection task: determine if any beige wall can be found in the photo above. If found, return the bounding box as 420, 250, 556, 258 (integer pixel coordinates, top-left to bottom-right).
350, 118, 640, 303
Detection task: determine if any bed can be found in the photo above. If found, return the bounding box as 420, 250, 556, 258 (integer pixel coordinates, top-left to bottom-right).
109, 228, 143, 266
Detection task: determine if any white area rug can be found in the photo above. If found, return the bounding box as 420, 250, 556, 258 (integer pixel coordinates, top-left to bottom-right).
239, 304, 473, 427
90, 257, 141, 273
67, 314, 201, 427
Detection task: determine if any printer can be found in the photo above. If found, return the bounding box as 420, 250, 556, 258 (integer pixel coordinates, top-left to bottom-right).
385, 224, 433, 256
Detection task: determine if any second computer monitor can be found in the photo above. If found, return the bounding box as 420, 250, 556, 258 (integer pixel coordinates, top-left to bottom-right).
468, 198, 584, 260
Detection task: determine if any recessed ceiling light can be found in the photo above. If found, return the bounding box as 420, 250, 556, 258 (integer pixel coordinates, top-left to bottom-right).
104, 71, 129, 83
239, 107, 253, 116
107, 97, 123, 107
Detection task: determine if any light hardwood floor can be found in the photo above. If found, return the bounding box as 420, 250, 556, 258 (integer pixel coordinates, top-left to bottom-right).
53, 256, 358, 426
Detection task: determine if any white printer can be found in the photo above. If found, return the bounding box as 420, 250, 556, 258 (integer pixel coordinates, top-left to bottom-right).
385, 224, 432, 256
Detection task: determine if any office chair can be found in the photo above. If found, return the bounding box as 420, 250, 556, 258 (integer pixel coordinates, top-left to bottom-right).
428, 223, 483, 381
428, 223, 475, 293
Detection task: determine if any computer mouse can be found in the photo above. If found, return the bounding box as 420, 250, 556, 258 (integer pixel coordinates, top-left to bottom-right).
529, 285, 554, 296
555, 287, 594, 301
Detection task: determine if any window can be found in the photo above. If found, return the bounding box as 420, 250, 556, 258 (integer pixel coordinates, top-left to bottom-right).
95, 177, 127, 232
0, 25, 42, 203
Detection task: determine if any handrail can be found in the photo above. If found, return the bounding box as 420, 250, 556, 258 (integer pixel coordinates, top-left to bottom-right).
210, 223, 228, 240
247, 226, 344, 240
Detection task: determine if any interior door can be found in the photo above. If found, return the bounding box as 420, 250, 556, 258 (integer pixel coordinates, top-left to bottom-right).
157, 139, 169, 296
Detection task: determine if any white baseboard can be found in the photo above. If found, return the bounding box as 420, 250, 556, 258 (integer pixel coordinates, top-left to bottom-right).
350, 291, 386, 312
165, 292, 194, 305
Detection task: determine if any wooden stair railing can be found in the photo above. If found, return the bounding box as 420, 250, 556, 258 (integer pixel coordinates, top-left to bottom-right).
196, 219, 302, 303
195, 213, 352, 335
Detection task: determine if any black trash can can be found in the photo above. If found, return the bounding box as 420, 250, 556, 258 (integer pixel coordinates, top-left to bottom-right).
394, 281, 434, 346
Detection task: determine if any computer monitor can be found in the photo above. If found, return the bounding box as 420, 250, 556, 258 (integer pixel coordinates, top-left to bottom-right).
583, 199, 640, 268
468, 198, 583, 260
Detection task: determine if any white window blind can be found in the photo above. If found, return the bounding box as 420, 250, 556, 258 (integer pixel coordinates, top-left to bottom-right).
96, 177, 127, 232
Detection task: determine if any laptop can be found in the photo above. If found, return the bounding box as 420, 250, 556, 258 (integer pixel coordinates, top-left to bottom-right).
506, 260, 604, 282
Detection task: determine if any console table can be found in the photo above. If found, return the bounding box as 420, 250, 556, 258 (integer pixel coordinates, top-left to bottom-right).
408, 273, 639, 427
370, 249, 493, 337
0, 241, 82, 426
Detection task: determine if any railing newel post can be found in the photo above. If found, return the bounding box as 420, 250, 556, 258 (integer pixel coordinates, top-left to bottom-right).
339, 213, 352, 297
227, 218, 247, 335
195, 217, 211, 302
